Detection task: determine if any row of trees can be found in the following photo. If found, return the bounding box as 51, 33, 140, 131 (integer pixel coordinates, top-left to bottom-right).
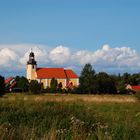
78, 63, 140, 94
1, 63, 140, 94
79, 64, 117, 94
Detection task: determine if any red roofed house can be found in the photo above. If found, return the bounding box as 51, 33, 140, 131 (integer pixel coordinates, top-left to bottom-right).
126, 84, 140, 93
26, 51, 79, 88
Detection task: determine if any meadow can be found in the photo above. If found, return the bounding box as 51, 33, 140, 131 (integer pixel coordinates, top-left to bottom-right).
0, 94, 140, 140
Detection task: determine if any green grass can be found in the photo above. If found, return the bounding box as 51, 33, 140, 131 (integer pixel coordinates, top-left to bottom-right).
0, 94, 140, 140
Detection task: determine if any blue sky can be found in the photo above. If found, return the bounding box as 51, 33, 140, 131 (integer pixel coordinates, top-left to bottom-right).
0, 0, 140, 76
0, 0, 140, 51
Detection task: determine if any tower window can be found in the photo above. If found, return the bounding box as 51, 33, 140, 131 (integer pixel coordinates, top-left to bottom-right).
32, 65, 34, 69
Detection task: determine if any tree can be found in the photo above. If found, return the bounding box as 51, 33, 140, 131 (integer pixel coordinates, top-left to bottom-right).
95, 72, 117, 94
15, 76, 29, 92
50, 78, 58, 93
0, 75, 5, 95
79, 63, 96, 93
29, 80, 41, 94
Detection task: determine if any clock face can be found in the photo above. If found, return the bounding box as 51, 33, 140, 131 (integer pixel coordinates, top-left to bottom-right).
31, 56, 34, 59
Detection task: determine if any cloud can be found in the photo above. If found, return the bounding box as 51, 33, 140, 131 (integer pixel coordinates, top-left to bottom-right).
0, 44, 140, 76
49, 46, 70, 65
0, 48, 18, 67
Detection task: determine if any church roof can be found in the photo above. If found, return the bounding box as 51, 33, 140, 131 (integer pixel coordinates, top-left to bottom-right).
36, 68, 78, 79
65, 69, 79, 78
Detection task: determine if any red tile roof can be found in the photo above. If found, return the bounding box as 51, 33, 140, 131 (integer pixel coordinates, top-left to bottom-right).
131, 86, 140, 91
36, 68, 78, 79
65, 69, 79, 78
5, 77, 14, 84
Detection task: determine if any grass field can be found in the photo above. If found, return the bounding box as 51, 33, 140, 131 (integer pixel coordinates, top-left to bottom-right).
0, 93, 140, 140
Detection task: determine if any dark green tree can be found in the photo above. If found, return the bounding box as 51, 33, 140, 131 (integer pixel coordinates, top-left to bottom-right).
29, 80, 41, 94
95, 72, 117, 94
122, 72, 131, 84
0, 75, 5, 95
15, 76, 29, 92
79, 63, 96, 93
50, 78, 58, 93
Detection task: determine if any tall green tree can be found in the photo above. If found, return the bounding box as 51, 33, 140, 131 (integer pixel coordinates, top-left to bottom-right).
0, 75, 5, 95
79, 63, 96, 93
50, 78, 58, 93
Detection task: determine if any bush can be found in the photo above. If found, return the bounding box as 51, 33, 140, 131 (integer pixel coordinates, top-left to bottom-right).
117, 84, 128, 94
29, 80, 41, 94
15, 76, 29, 92
0, 75, 5, 95
50, 78, 58, 93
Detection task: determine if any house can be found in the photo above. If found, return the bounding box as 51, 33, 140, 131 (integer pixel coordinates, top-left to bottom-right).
131, 86, 140, 91
5, 77, 17, 91
126, 84, 140, 93
26, 51, 79, 89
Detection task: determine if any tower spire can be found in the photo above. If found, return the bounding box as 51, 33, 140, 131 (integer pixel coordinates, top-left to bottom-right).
27, 50, 37, 65
26, 51, 37, 80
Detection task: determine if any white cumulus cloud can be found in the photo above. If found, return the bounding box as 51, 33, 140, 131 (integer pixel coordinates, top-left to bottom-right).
0, 48, 18, 67
0, 43, 140, 76
49, 45, 71, 65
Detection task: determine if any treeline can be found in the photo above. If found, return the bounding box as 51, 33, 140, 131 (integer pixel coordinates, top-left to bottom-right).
78, 63, 140, 94
1, 63, 140, 94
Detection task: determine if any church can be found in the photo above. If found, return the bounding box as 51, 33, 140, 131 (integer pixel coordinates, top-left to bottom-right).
26, 51, 79, 89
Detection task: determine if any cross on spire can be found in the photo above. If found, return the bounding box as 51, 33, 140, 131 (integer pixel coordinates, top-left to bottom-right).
30, 48, 33, 52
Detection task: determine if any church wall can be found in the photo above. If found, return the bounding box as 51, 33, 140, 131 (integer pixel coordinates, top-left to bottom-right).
57, 79, 66, 88
47, 78, 66, 88
38, 78, 66, 89
68, 78, 79, 87
38, 78, 79, 89
40, 79, 47, 89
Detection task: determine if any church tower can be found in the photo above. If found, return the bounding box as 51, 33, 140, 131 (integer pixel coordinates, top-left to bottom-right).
26, 51, 37, 81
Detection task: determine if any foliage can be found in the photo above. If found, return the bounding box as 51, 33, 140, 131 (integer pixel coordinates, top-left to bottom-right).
78, 63, 140, 94
0, 75, 5, 95
79, 63, 96, 93
0, 95, 140, 139
28, 80, 41, 94
50, 78, 58, 93
79, 64, 117, 94
95, 72, 117, 94
15, 76, 29, 92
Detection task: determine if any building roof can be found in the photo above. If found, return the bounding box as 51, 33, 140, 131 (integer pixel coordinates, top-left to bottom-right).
36, 68, 78, 79
131, 86, 140, 91
65, 69, 79, 78
5, 77, 14, 84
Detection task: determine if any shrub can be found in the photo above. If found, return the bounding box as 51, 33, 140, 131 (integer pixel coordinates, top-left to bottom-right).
50, 78, 58, 93
29, 80, 41, 94
15, 76, 29, 92
117, 84, 128, 94
0, 75, 5, 95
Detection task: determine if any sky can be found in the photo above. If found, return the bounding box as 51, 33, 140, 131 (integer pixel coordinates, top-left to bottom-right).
0, 0, 140, 77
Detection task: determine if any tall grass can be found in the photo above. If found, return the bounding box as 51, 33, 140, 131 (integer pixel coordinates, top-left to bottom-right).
0, 94, 140, 140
